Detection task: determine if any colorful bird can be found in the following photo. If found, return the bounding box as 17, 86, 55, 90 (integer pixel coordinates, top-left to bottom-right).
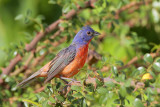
17, 26, 100, 87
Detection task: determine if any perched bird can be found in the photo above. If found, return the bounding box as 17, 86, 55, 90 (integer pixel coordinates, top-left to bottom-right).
17, 26, 100, 87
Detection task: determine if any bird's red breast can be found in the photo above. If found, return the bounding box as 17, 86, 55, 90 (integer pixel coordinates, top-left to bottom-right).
56, 43, 89, 78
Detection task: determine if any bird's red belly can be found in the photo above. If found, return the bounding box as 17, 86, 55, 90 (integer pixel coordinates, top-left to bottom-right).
57, 45, 88, 78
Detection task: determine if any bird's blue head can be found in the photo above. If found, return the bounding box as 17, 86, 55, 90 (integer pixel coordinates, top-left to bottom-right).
72, 26, 100, 45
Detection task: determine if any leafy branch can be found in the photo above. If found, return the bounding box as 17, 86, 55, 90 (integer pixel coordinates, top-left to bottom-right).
0, 0, 152, 85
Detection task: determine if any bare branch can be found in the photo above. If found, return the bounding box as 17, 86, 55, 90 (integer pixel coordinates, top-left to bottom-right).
101, 52, 160, 72
0, 54, 22, 84
115, 0, 152, 19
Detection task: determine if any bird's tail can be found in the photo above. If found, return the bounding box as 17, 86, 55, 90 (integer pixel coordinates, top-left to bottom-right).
17, 70, 41, 88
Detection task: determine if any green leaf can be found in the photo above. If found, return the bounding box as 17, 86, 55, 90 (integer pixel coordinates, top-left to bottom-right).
119, 86, 127, 97
104, 81, 115, 88
71, 85, 81, 92
97, 87, 108, 94
87, 69, 92, 74
2, 74, 7, 79
131, 67, 146, 77
115, 60, 124, 66
56, 95, 64, 102
62, 4, 71, 13
133, 98, 144, 107
153, 62, 160, 72
5, 90, 12, 97
113, 19, 119, 25
35, 15, 45, 23
96, 70, 103, 77
137, 67, 146, 74
155, 57, 160, 62
11, 85, 17, 91
26, 9, 32, 16
77, 1, 85, 7
73, 92, 83, 98
99, 94, 107, 104
48, 0, 57, 4
15, 14, 23, 20
149, 70, 156, 79
124, 78, 132, 87
49, 96, 56, 103
42, 100, 48, 107
47, 85, 53, 93
5, 77, 11, 82
85, 95, 95, 100
24, 102, 29, 107
24, 17, 30, 24
143, 53, 153, 63
71, 3, 77, 10
146, 87, 155, 94
56, 82, 61, 89
23, 99, 42, 107
40, 92, 48, 98
81, 98, 87, 107
110, 22, 115, 32
59, 22, 68, 28
111, 66, 118, 77
114, 99, 120, 104
96, 78, 103, 86
111, 11, 116, 15
101, 56, 107, 62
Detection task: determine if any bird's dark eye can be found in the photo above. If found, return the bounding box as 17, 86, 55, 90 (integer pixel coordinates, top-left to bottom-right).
87, 31, 92, 36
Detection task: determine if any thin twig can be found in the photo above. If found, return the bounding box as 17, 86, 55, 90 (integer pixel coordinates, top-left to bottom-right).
115, 0, 152, 19
0, 54, 22, 83
101, 52, 160, 72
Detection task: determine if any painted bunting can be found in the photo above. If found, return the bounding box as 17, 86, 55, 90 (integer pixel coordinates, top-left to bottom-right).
17, 26, 100, 87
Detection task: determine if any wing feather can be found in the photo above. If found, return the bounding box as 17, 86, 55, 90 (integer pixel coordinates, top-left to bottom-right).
44, 44, 76, 83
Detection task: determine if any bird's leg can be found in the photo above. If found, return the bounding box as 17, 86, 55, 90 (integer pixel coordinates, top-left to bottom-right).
60, 77, 77, 81
60, 77, 80, 85
60, 77, 69, 84
59, 77, 81, 96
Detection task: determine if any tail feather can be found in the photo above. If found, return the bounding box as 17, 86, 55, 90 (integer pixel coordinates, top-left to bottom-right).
17, 70, 41, 88
17, 78, 37, 88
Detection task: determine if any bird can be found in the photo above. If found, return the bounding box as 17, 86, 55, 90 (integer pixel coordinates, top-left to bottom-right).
17, 26, 100, 87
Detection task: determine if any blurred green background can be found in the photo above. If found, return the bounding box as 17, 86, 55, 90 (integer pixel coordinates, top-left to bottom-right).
0, 0, 62, 66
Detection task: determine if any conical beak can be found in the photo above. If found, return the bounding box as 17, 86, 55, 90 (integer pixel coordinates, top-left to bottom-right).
93, 31, 101, 36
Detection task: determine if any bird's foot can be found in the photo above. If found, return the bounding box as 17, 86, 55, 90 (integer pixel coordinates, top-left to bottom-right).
67, 80, 81, 86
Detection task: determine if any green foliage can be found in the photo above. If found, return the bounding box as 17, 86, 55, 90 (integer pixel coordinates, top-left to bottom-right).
1, 0, 160, 106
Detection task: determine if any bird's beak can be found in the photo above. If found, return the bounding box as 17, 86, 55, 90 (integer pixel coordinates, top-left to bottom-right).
93, 31, 101, 36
